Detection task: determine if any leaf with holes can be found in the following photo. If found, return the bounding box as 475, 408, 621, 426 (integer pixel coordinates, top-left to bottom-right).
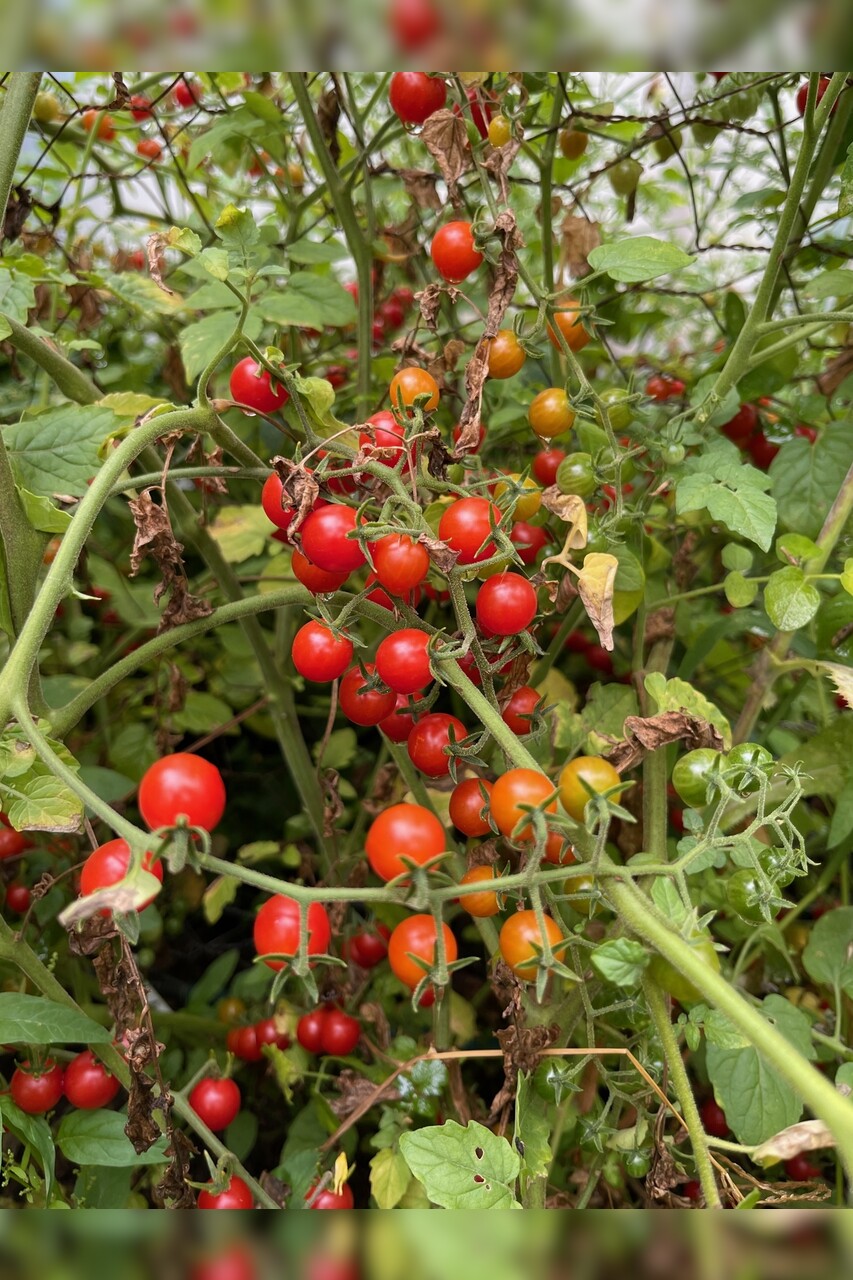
399, 1120, 521, 1208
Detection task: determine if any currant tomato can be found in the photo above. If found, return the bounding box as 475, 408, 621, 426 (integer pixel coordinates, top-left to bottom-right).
501, 685, 542, 735
648, 934, 721, 1005
476, 573, 537, 636
457, 866, 502, 917
388, 914, 457, 987
301, 505, 366, 573
407, 712, 467, 778
64, 1049, 121, 1109
253, 895, 331, 970
349, 924, 390, 968
0, 827, 30, 859
671, 749, 723, 809
529, 387, 575, 438
379, 296, 406, 330
430, 221, 483, 283
229, 357, 288, 414
227, 1025, 262, 1062
720, 403, 758, 446
548, 300, 589, 352
439, 497, 501, 565
700, 1098, 729, 1139
646, 373, 685, 401
292, 620, 353, 683
449, 778, 493, 837
487, 329, 526, 379
388, 72, 447, 125
490, 769, 556, 840
254, 1017, 290, 1051
532, 447, 566, 487
365, 802, 446, 881
80, 839, 163, 913
307, 1182, 355, 1210
389, 366, 440, 413
558, 756, 623, 821
130, 94, 153, 120
291, 549, 349, 594
136, 138, 162, 161
82, 109, 115, 140
499, 910, 566, 980
373, 534, 430, 595
189, 1077, 241, 1132
360, 411, 406, 467
11, 1061, 65, 1113
261, 473, 295, 531
5, 883, 31, 913
197, 1175, 254, 1210
339, 664, 396, 726
321, 1007, 360, 1056
296, 1008, 328, 1053
379, 692, 423, 742
511, 521, 549, 565
139, 753, 226, 831
599, 387, 633, 431
375, 628, 432, 694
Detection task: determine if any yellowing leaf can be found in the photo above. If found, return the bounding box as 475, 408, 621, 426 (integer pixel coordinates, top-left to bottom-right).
815, 660, 853, 709
575, 552, 618, 651
208, 504, 271, 563
644, 673, 732, 748
202, 874, 238, 924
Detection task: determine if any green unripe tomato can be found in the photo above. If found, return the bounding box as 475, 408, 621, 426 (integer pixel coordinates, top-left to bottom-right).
653, 127, 683, 160
671, 748, 724, 809
599, 387, 633, 432
757, 846, 795, 889
34, 92, 60, 124
447, 463, 465, 485
533, 1059, 579, 1105
624, 1149, 652, 1178
725, 742, 772, 793
726, 868, 767, 923
648, 934, 721, 1006
556, 452, 596, 499
661, 441, 685, 465
608, 157, 642, 196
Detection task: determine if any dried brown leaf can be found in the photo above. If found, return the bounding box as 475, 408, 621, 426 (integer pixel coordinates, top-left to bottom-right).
321, 768, 344, 837
818, 343, 853, 396
606, 711, 725, 772
560, 212, 602, 278
272, 457, 320, 540
483, 139, 523, 201
358, 1001, 391, 1051
329, 1069, 399, 1118
146, 233, 174, 295
540, 488, 588, 548
401, 168, 442, 210
317, 86, 341, 165
416, 283, 444, 332
417, 531, 460, 574
420, 109, 471, 195
753, 1118, 839, 1167
127, 489, 213, 633
575, 552, 618, 651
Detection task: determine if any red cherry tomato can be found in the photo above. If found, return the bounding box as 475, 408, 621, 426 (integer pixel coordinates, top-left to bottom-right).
190, 1246, 257, 1280
510, 521, 549, 565
720, 403, 758, 446
455, 86, 494, 139
229, 1025, 262, 1062
699, 1098, 729, 1139
373, 534, 430, 595
784, 1153, 823, 1180
378, 296, 406, 330
253, 1016, 289, 1052
130, 94, 153, 120
197, 1175, 254, 1210
501, 685, 542, 735
63, 1049, 121, 1110
80, 839, 163, 914
10, 1061, 64, 1114
499, 909, 566, 980
254, 895, 331, 970
646, 373, 685, 401
301, 505, 366, 574
407, 713, 468, 778
375, 628, 432, 694
261, 473, 295, 531
449, 778, 493, 837
339, 663, 396, 726
292, 620, 353, 683
136, 138, 162, 161
174, 78, 202, 108
306, 1181, 355, 1210
348, 925, 390, 969
532, 448, 566, 487
0, 828, 30, 859
796, 76, 831, 116
490, 769, 556, 840
188, 1077, 241, 1132
438, 497, 501, 565
388, 913, 457, 988
365, 802, 446, 881
430, 221, 483, 283
795, 423, 818, 443
389, 72, 447, 125
139, 754, 226, 832
5, 882, 31, 913
379, 692, 423, 742
82, 109, 115, 141
390, 0, 442, 49
543, 832, 576, 866
476, 573, 537, 636
746, 430, 780, 470
297, 1008, 328, 1053
229, 357, 288, 415
321, 1007, 360, 1056
457, 865, 502, 917
291, 549, 349, 594
359, 410, 406, 467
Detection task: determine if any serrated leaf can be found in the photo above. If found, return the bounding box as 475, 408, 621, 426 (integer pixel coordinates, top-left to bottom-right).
763, 566, 820, 630
651, 877, 689, 927
771, 422, 853, 540
5, 405, 119, 497
97, 392, 170, 419
802, 908, 853, 997
214, 204, 260, 253
258, 274, 356, 329
17, 487, 71, 534
399, 1120, 521, 1209
590, 937, 649, 987
178, 310, 262, 384
370, 1146, 412, 1209
167, 226, 202, 256
207, 503, 271, 563
99, 271, 185, 315
0, 266, 36, 322
0, 994, 111, 1045
198, 247, 230, 281
677, 473, 777, 552
706, 995, 815, 1145
587, 236, 694, 283
56, 1109, 169, 1167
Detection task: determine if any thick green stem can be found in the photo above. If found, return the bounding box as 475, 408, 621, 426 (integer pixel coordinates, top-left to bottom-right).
0, 73, 41, 230
642, 639, 674, 861
644, 977, 722, 1208
1, 314, 100, 404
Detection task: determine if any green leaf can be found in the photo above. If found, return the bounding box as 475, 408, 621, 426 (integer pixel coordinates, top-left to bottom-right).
290, 373, 353, 439
214, 203, 260, 254
841, 558, 853, 596
513, 1071, 552, 1183
17, 487, 72, 534
287, 238, 347, 264
207, 503, 271, 563
590, 937, 649, 987
5, 405, 120, 497
689, 375, 741, 430
839, 142, 853, 218
763, 567, 820, 631
587, 236, 694, 283
771, 422, 853, 540
802, 908, 853, 997
802, 268, 853, 300
312, 728, 357, 771
644, 672, 731, 746
187, 948, 240, 1008
775, 532, 821, 564
0, 266, 37, 322
828, 777, 853, 848
167, 226, 202, 257
651, 877, 690, 927
0, 1096, 56, 1202
721, 543, 753, 572
724, 571, 758, 608
56, 1109, 169, 1167
370, 1146, 412, 1209
258, 274, 357, 329
198, 247, 230, 281
0, 730, 84, 832
98, 271, 185, 315
203, 874, 239, 924
178, 310, 262, 384
74, 1163, 133, 1208
705, 995, 815, 1145
171, 691, 235, 735
677, 474, 777, 552
399, 1120, 522, 1209
78, 766, 136, 811
0, 993, 111, 1045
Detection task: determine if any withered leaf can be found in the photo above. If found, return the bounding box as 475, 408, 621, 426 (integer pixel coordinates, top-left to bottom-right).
417, 531, 459, 574
753, 1117, 841, 1167
560, 212, 601, 278
329, 1069, 399, 1118
425, 430, 454, 481
442, 338, 466, 371
146, 233, 174, 295
489, 1023, 558, 1124
645, 606, 676, 646
817, 343, 853, 396
154, 1129, 196, 1208
606, 711, 725, 772
272, 456, 320, 539
401, 168, 442, 210
416, 283, 444, 332
498, 652, 533, 699
420, 109, 471, 196
358, 1000, 391, 1051
482, 139, 523, 201
127, 489, 213, 633
321, 768, 344, 837
317, 86, 341, 165
540, 488, 588, 548
575, 552, 618, 652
